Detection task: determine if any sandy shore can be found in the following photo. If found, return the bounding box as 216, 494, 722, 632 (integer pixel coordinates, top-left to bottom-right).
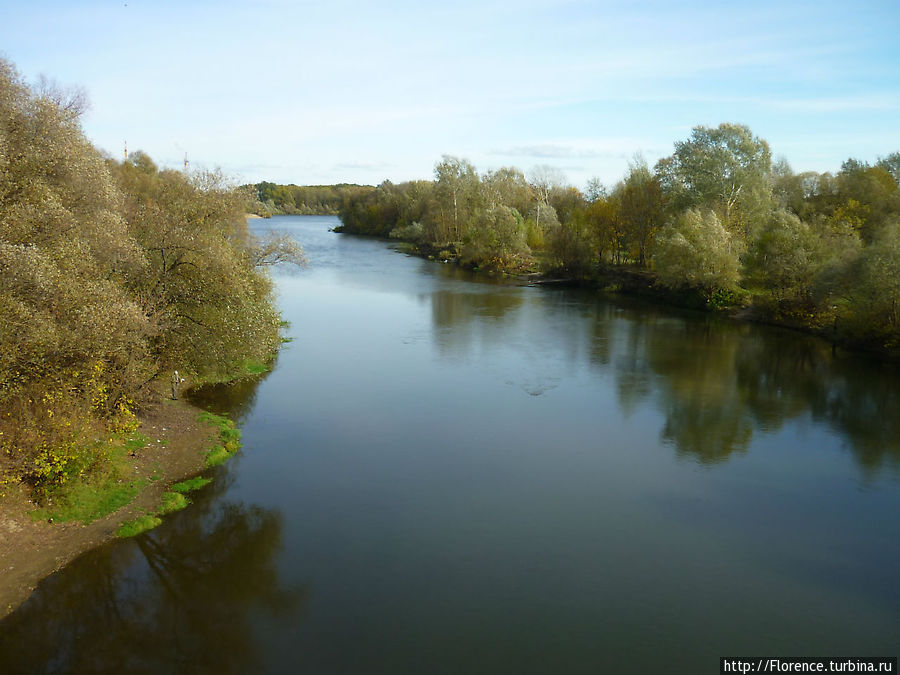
0, 398, 217, 620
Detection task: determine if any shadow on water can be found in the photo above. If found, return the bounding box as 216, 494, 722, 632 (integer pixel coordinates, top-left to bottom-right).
0, 472, 305, 674
185, 354, 278, 422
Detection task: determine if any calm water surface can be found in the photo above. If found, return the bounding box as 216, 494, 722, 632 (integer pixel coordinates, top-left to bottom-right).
2, 216, 899, 673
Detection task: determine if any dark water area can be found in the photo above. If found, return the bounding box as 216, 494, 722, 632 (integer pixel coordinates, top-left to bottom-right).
2, 216, 898, 673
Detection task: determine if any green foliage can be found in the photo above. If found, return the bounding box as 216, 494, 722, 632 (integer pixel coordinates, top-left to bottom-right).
389, 221, 426, 244
34, 478, 143, 525
744, 210, 820, 300
157, 491, 189, 514
842, 221, 900, 345
655, 123, 774, 239
434, 156, 482, 244
654, 209, 741, 295
709, 287, 739, 309
116, 514, 162, 538
459, 206, 531, 271
546, 212, 597, 276
251, 182, 373, 216
171, 476, 213, 493
199, 411, 242, 468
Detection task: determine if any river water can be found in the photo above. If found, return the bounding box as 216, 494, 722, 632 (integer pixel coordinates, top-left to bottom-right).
2, 215, 898, 673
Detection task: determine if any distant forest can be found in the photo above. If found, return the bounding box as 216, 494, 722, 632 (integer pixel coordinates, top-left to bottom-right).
331, 124, 900, 354
248, 182, 374, 216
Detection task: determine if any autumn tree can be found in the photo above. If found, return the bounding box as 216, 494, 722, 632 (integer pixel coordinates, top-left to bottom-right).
619, 158, 665, 265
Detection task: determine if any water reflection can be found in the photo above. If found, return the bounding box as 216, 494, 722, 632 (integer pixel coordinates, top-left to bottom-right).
419, 275, 900, 472
0, 474, 304, 673
592, 297, 900, 470
186, 356, 277, 422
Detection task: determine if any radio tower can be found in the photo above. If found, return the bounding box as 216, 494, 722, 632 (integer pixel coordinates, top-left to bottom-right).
124, 141, 128, 160
184, 152, 189, 171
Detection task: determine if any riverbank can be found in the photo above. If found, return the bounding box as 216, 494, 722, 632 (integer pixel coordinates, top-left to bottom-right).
0, 396, 219, 620
391, 238, 899, 361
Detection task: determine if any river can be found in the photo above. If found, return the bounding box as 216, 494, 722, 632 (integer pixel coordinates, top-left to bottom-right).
1, 215, 898, 673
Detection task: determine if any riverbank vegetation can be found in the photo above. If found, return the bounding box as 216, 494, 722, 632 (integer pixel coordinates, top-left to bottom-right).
335, 125, 900, 354
0, 57, 302, 500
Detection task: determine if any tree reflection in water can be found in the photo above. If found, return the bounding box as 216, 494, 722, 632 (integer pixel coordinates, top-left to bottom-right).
0, 473, 305, 673
599, 298, 900, 471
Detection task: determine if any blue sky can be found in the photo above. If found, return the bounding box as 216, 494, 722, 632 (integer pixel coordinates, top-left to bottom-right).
2, 0, 898, 189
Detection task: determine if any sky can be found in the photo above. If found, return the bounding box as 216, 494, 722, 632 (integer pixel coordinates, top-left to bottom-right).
2, 0, 899, 189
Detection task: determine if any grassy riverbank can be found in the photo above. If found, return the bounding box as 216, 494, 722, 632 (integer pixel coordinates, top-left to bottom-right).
0, 395, 239, 619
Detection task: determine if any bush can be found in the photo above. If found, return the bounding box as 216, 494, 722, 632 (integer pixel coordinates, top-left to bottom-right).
653, 209, 741, 296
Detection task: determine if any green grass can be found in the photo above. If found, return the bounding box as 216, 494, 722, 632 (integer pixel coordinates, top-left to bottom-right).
125, 433, 150, 452
116, 514, 162, 537
204, 446, 230, 468
36, 411, 241, 535
31, 432, 150, 525
242, 359, 270, 375
157, 491, 189, 514
32, 477, 145, 524
171, 476, 212, 493
198, 411, 242, 468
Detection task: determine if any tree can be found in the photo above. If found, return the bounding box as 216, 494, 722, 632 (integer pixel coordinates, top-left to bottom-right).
655, 123, 773, 239
547, 210, 597, 276
434, 155, 480, 243
845, 220, 900, 342
584, 177, 606, 203
744, 210, 819, 301
583, 192, 624, 264
550, 186, 587, 225
459, 205, 530, 271
653, 209, 741, 296
525, 202, 560, 251
835, 160, 899, 241
528, 165, 566, 207
619, 158, 665, 265
528, 165, 567, 231
877, 152, 900, 184
482, 167, 530, 215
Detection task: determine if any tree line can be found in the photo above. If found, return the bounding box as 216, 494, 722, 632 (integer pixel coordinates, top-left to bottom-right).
335, 124, 900, 353
0, 58, 302, 493
248, 182, 374, 217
